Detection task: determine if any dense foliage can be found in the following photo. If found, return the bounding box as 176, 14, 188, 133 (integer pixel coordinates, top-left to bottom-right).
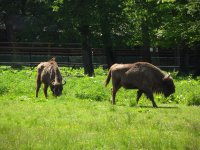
0, 0, 199, 48
1, 0, 200, 75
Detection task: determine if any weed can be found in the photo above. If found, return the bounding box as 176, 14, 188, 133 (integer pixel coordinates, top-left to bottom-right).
188, 93, 200, 106
0, 85, 8, 95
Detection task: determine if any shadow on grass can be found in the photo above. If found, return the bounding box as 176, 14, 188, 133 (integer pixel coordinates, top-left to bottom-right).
139, 105, 179, 109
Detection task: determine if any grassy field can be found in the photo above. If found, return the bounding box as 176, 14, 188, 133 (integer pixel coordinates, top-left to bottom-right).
0, 66, 200, 149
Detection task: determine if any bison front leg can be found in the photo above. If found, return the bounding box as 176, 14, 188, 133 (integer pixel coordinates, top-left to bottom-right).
136, 90, 143, 104
44, 84, 49, 98
150, 97, 158, 108
145, 91, 158, 108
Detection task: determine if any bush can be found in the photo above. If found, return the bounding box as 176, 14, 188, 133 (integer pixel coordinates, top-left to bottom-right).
188, 94, 200, 106
74, 76, 109, 101
94, 66, 107, 76
0, 85, 8, 95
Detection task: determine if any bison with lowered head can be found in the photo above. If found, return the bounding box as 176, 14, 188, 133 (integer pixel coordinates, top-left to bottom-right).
36, 58, 65, 98
105, 62, 175, 107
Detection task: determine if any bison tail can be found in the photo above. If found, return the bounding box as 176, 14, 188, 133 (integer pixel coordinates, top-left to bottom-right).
105, 69, 111, 87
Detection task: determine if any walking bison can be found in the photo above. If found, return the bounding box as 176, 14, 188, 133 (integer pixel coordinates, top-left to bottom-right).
36, 58, 65, 98
105, 62, 175, 107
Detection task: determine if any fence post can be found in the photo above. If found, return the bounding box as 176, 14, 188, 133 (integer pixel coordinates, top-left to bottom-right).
48, 43, 51, 59
29, 43, 33, 66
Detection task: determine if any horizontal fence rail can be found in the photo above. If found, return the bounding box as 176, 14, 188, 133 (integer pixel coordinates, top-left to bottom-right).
0, 42, 196, 69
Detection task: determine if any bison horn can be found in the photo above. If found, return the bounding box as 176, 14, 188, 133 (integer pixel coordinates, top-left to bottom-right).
51, 80, 55, 85
51, 80, 59, 86
163, 74, 171, 81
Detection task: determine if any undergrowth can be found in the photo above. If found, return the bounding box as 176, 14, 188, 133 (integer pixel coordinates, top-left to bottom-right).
0, 66, 200, 106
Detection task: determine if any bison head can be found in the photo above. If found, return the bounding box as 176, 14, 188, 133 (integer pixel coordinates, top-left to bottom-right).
162, 74, 175, 97
50, 81, 66, 96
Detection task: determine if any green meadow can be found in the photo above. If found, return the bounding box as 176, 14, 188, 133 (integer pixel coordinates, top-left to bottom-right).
0, 66, 200, 150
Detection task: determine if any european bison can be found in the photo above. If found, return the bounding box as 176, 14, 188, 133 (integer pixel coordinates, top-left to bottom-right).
105, 62, 175, 107
36, 58, 65, 98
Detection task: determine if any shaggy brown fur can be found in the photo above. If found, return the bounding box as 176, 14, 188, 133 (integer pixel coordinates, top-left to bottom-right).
36, 58, 65, 98
105, 62, 175, 107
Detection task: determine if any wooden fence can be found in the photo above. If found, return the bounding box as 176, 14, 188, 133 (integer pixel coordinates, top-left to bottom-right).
0, 42, 191, 69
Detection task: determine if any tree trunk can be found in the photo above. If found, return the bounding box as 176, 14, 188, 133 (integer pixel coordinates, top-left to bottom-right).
179, 49, 188, 74
193, 44, 200, 77
178, 40, 189, 75
79, 25, 94, 76
4, 14, 15, 42
141, 19, 151, 63
104, 45, 115, 68
101, 25, 115, 68
3, 13, 19, 65
97, 0, 115, 68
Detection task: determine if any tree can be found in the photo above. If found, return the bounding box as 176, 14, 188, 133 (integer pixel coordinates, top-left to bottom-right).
97, 0, 115, 68
79, 24, 94, 76
125, 0, 161, 62
96, 0, 126, 68
1, 0, 199, 74
154, 0, 200, 74
62, 0, 94, 76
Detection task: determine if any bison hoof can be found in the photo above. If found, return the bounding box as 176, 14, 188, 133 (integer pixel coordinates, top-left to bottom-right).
153, 105, 158, 108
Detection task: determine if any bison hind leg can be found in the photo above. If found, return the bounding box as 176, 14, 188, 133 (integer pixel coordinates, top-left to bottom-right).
36, 74, 42, 98
36, 81, 41, 97
111, 80, 121, 105
112, 86, 121, 105
43, 84, 49, 98
144, 91, 158, 108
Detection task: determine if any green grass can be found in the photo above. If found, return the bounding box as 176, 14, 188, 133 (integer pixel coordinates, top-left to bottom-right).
0, 66, 200, 149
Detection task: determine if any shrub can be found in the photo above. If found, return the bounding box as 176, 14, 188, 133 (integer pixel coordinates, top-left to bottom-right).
74, 76, 109, 101
0, 85, 8, 95
94, 66, 107, 76
188, 94, 200, 106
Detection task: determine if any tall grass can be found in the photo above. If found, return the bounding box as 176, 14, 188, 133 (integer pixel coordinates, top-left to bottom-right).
0, 66, 199, 149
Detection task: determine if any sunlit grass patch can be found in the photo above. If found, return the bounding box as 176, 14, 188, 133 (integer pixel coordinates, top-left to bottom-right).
0, 66, 200, 149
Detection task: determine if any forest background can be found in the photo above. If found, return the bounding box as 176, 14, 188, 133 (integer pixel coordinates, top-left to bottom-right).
0, 0, 200, 75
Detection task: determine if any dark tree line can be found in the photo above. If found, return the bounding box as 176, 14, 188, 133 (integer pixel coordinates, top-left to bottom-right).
0, 0, 200, 76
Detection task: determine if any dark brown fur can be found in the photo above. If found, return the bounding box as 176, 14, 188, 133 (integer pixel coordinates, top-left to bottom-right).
36, 58, 65, 98
105, 62, 175, 107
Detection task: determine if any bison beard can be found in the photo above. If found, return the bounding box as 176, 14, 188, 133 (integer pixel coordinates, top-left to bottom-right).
105, 62, 175, 107
36, 58, 65, 98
